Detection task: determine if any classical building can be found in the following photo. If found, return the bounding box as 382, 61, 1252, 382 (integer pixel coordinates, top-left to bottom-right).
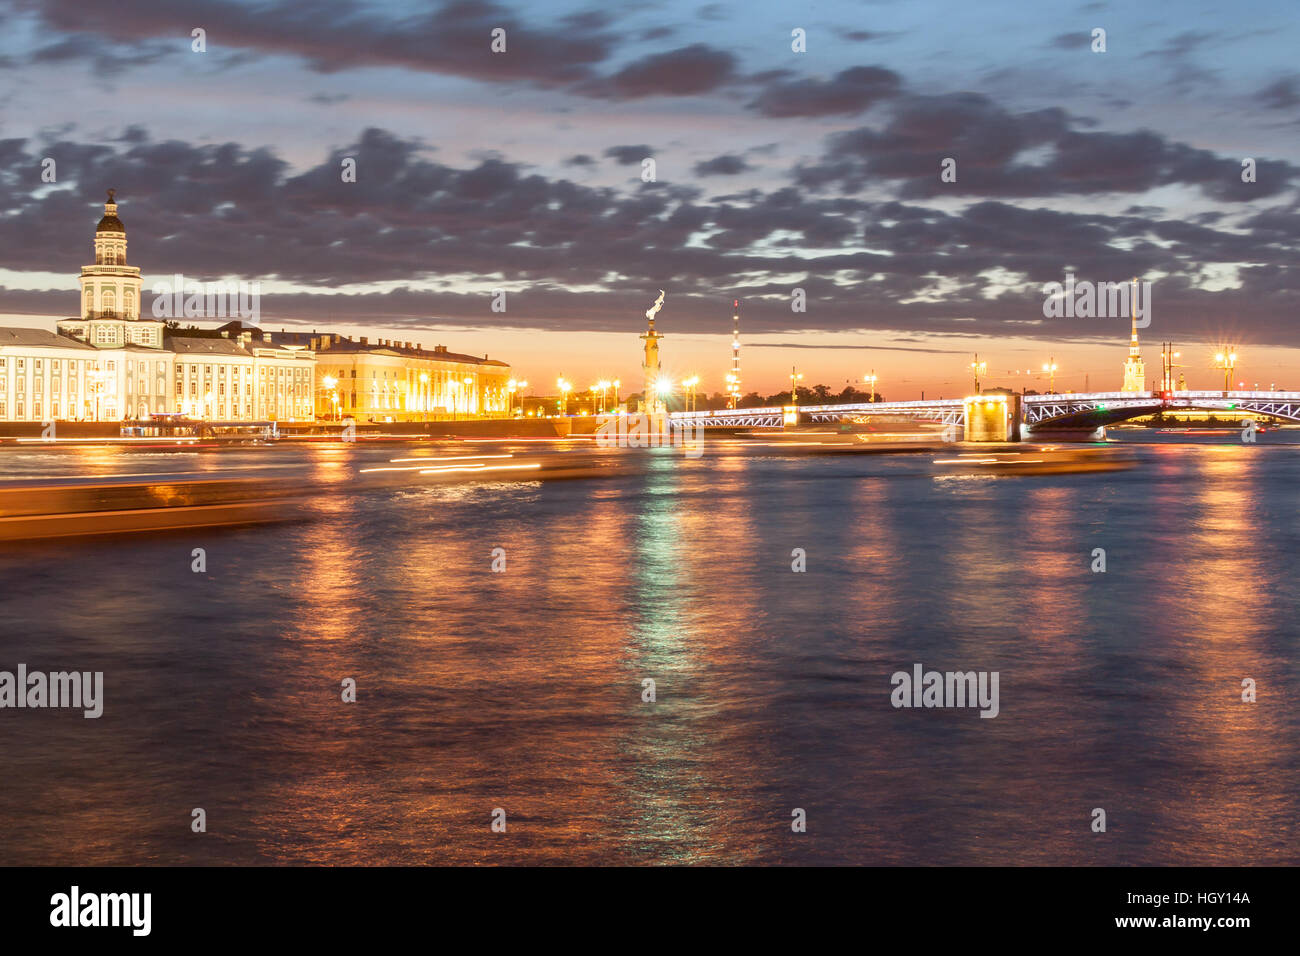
1, 191, 509, 423
264, 329, 512, 421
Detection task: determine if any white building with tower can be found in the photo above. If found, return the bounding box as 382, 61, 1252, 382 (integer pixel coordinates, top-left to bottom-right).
0, 191, 313, 423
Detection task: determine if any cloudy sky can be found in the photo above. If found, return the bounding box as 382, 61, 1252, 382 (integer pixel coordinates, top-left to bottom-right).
1, 0, 1298, 395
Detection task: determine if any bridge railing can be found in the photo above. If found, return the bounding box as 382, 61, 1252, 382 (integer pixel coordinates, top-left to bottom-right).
1024, 390, 1300, 402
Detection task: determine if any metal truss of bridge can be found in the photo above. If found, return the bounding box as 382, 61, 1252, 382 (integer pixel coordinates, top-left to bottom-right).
1022, 391, 1300, 428
670, 391, 1300, 435
671, 399, 965, 428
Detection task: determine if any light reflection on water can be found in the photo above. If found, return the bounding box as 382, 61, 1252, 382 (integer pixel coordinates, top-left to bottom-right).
0, 437, 1297, 864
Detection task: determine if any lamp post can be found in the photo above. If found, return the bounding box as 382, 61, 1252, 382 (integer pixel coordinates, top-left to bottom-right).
790, 367, 804, 404
87, 364, 110, 422
322, 375, 339, 422
1041, 359, 1057, 394
970, 355, 987, 393
864, 370, 878, 403
557, 377, 571, 416
682, 376, 699, 412
1214, 351, 1237, 397
1159, 344, 1183, 393
506, 378, 527, 417
461, 377, 473, 418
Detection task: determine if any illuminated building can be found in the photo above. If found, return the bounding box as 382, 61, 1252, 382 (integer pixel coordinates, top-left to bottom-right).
267, 330, 512, 421
0, 190, 507, 424
1121, 277, 1146, 392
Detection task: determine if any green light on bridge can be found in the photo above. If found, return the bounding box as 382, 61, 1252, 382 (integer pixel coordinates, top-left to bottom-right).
1094, 403, 1106, 411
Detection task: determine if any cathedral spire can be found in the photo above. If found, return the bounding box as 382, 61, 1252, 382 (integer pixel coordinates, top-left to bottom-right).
1121, 276, 1145, 391
1129, 276, 1141, 357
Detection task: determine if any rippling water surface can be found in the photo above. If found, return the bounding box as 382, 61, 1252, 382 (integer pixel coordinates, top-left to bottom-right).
1, 434, 1297, 865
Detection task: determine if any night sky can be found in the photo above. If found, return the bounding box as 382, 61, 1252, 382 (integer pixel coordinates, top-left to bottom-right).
1, 0, 1298, 394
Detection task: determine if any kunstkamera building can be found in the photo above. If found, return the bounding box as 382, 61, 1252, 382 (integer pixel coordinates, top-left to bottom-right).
0, 192, 510, 423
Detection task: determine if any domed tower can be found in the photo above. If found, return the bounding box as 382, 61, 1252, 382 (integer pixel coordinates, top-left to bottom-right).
59, 190, 162, 348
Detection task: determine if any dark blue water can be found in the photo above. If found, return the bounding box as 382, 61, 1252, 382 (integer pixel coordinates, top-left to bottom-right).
1, 434, 1297, 864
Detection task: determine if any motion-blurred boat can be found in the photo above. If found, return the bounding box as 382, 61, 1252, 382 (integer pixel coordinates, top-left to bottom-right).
931, 446, 1134, 476
0, 477, 305, 541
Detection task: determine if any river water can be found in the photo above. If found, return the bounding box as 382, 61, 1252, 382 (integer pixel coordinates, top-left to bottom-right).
1, 432, 1297, 865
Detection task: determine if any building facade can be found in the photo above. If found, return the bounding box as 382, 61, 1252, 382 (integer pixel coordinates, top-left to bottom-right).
269, 330, 512, 422
1, 192, 510, 423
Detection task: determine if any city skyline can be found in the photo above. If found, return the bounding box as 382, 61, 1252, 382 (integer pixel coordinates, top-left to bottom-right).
1, 0, 1299, 394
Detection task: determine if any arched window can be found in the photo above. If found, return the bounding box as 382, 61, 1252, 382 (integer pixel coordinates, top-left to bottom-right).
102, 288, 116, 315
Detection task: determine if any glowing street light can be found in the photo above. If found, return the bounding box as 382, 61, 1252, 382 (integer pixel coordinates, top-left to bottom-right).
681, 375, 700, 412
970, 354, 987, 393
593, 379, 611, 414
557, 377, 571, 416
321, 374, 341, 422
790, 367, 804, 404
1041, 358, 1058, 394
1215, 350, 1238, 397
863, 370, 878, 403
506, 378, 527, 417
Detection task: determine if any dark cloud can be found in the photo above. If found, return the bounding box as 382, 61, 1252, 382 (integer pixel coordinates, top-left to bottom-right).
29, 33, 172, 77
750, 66, 902, 117
562, 154, 596, 167
1047, 31, 1091, 50
693, 154, 753, 176
12, 0, 616, 89
795, 92, 1297, 201
604, 145, 653, 164
1258, 75, 1300, 110
582, 44, 738, 99
1, 107, 1299, 348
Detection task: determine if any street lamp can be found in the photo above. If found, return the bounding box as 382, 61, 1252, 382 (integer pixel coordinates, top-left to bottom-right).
322, 375, 340, 422
557, 377, 571, 416
681, 376, 699, 412
863, 370, 878, 403
593, 380, 611, 414
655, 376, 673, 414
1041, 359, 1057, 394
970, 355, 987, 393
87, 364, 110, 422
1159, 344, 1183, 393
1214, 351, 1237, 397
506, 378, 528, 417
790, 367, 804, 404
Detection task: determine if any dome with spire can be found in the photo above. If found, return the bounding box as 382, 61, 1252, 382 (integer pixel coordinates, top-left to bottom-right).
96, 188, 124, 233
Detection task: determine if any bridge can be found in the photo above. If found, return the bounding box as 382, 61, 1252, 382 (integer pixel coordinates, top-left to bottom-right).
669, 391, 1300, 441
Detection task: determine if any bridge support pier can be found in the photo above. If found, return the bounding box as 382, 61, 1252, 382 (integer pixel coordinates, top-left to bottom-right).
963, 393, 1021, 442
